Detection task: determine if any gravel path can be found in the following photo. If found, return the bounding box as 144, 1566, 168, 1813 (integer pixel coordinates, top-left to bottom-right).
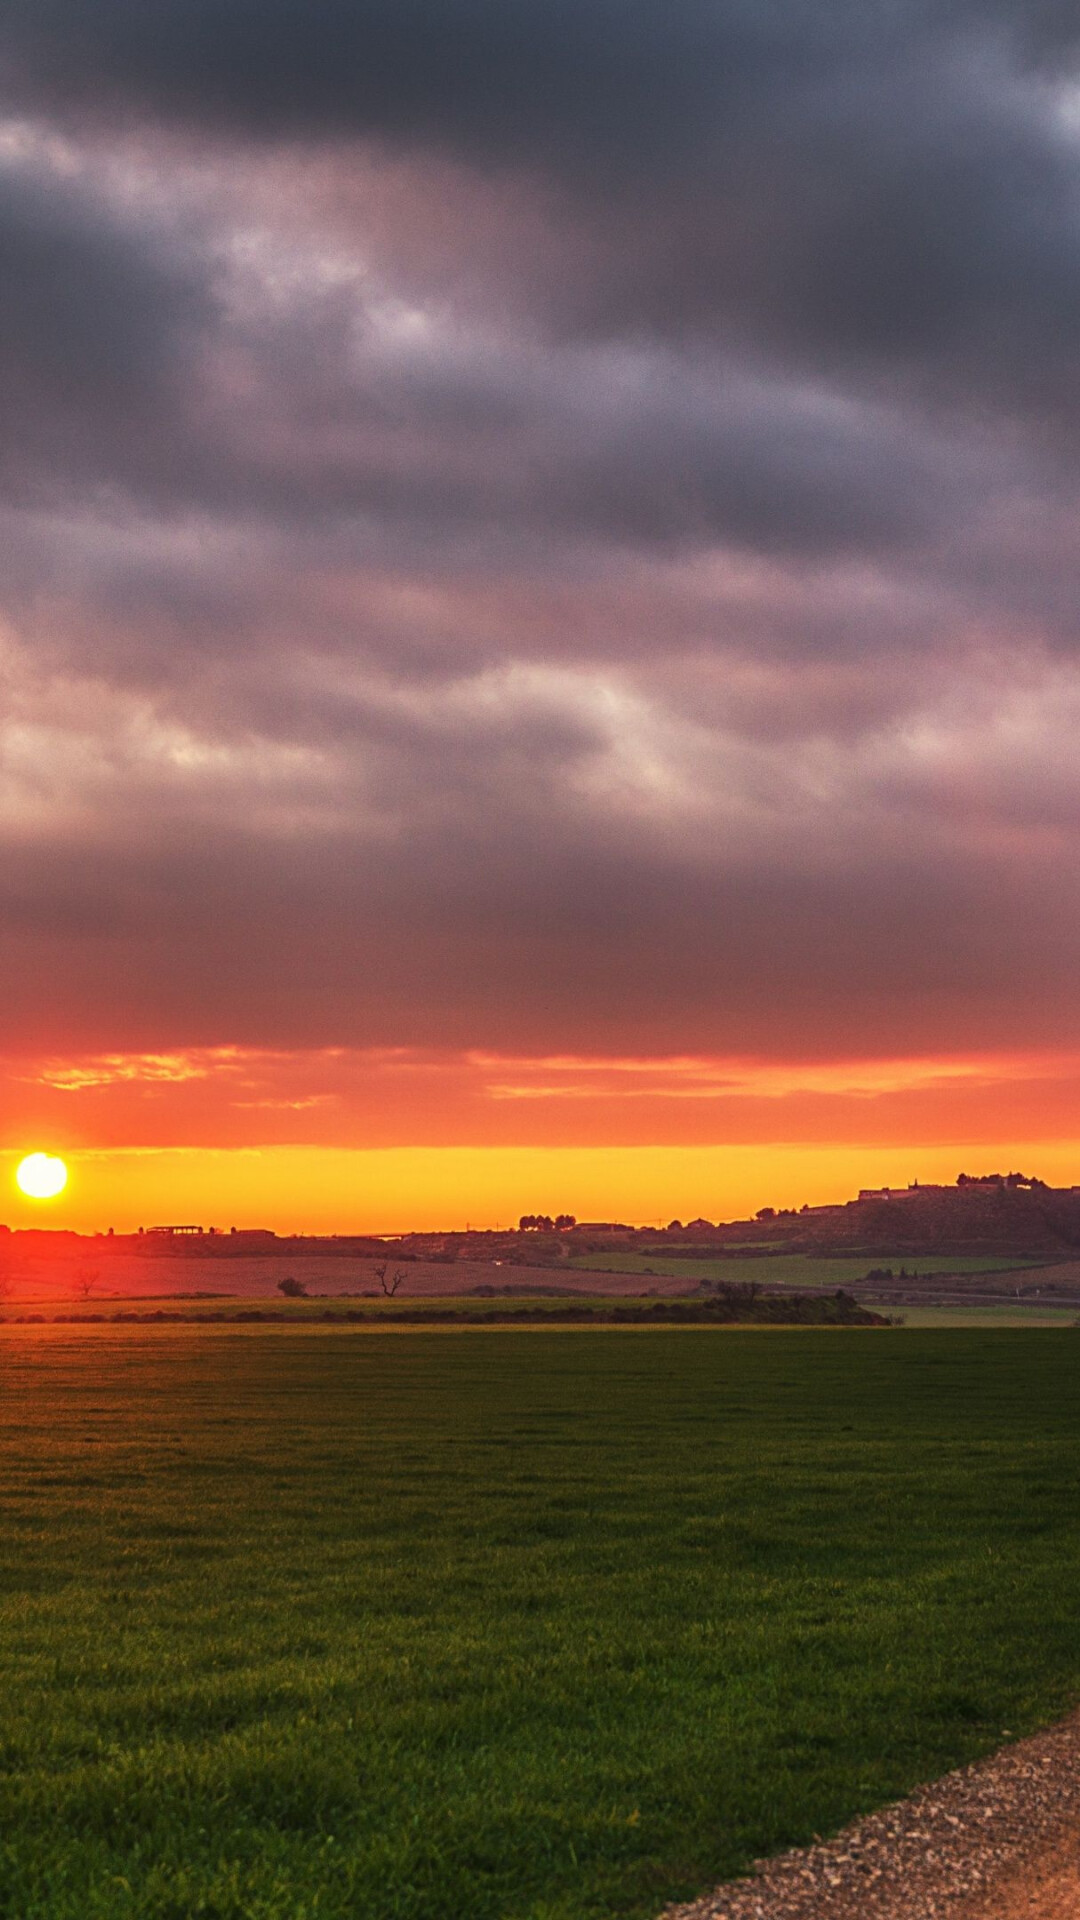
974, 1841, 1080, 1917
660, 1713, 1080, 1920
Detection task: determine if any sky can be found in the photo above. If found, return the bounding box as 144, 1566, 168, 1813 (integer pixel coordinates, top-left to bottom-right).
2, 2, 1080, 1230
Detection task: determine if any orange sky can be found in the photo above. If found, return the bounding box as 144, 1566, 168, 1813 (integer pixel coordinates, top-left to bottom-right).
5, 1044, 1079, 1231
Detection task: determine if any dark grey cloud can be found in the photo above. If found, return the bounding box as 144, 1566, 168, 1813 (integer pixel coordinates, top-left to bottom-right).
0, 158, 210, 508
2, 1, 1078, 549
0, 1, 1079, 1078
0, 156, 989, 565
0, 1, 877, 161
577, 65, 1080, 413
2, 0, 1079, 407
1, 2, 1076, 160
0, 172, 174, 389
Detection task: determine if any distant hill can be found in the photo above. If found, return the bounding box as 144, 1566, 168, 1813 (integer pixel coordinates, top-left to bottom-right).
5, 1174, 1078, 1269
795, 1180, 1080, 1258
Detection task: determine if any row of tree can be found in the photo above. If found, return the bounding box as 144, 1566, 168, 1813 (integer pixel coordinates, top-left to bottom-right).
518, 1214, 576, 1232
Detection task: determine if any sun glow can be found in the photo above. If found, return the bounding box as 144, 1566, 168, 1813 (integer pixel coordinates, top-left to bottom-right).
15, 1152, 68, 1200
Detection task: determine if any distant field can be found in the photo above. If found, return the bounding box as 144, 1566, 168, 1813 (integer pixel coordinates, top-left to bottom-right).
695, 1239, 791, 1251
0, 1252, 694, 1304
570, 1250, 1042, 1288
1, 1329, 1080, 1918
0, 1248, 1051, 1314
0, 1247, 1048, 1311
895, 1305, 1080, 1327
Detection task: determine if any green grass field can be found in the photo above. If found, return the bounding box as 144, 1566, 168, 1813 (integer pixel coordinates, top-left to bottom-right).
896, 1305, 1080, 1327
569, 1250, 1041, 1287
1, 1328, 1079, 1919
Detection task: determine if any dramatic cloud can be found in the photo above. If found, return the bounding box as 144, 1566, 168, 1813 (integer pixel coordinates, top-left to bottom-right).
4, 3, 1079, 399
0, 2, 1078, 1191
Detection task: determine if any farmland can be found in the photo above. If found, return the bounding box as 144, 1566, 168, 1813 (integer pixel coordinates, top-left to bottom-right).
1, 1328, 1079, 1919
569, 1249, 1039, 1288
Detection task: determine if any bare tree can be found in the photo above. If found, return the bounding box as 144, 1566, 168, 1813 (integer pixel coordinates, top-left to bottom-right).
74, 1267, 100, 1301
373, 1262, 406, 1297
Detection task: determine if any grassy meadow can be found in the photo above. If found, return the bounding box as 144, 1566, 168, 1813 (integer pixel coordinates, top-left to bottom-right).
0, 1328, 1079, 1918
894, 1305, 1080, 1327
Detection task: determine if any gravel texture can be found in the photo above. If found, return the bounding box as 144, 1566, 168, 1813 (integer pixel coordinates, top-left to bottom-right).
660, 1713, 1080, 1920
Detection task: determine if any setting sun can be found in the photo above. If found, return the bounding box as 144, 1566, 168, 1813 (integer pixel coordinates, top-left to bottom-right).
15, 1152, 68, 1201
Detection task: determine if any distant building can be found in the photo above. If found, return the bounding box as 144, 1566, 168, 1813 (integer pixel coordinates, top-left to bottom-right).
857, 1184, 948, 1202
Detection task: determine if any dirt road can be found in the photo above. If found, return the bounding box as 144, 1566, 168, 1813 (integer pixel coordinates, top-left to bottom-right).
661, 1713, 1080, 1920
962, 1844, 1080, 1918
